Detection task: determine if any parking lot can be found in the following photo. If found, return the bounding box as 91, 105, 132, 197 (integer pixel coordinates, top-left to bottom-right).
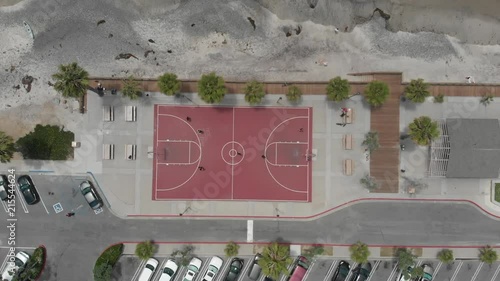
114, 255, 500, 281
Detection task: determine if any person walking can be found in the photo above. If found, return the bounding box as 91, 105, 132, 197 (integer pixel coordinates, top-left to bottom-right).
198, 166, 205, 171
66, 212, 75, 217
186, 116, 192, 122
261, 155, 266, 159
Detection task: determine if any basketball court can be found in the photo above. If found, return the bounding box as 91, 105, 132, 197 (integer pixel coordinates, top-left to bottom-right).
153, 105, 312, 202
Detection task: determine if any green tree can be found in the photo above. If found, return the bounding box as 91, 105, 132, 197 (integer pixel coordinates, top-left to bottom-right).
396, 248, 416, 280
93, 244, 124, 281
244, 80, 266, 105
410, 266, 424, 279
362, 131, 379, 154
437, 249, 454, 264
158, 73, 181, 96
122, 76, 142, 100
170, 245, 195, 266
52, 62, 89, 98
408, 116, 440, 146
434, 94, 444, 103
349, 241, 370, 263
360, 174, 378, 191
326, 77, 350, 102
302, 245, 325, 260
198, 72, 227, 104
287, 85, 302, 103
224, 241, 240, 257
479, 245, 498, 265
405, 78, 430, 103
16, 125, 74, 160
94, 263, 113, 281
258, 242, 293, 280
13, 246, 46, 281
364, 80, 390, 106
135, 240, 155, 260
0, 131, 16, 163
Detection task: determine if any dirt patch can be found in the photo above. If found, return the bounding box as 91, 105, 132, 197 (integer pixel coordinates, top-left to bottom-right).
301, 245, 333, 256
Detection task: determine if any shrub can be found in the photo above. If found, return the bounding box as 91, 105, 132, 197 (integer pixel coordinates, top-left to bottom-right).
224, 241, 240, 257
326, 77, 350, 102
302, 245, 325, 260
364, 81, 390, 106
16, 124, 74, 160
433, 94, 444, 103
349, 241, 370, 263
158, 73, 181, 96
437, 249, 454, 264
405, 78, 430, 103
122, 76, 142, 100
362, 131, 379, 154
93, 244, 124, 281
360, 174, 378, 191
408, 116, 440, 146
198, 72, 226, 104
135, 240, 156, 260
287, 85, 302, 103
479, 245, 498, 264
244, 80, 266, 105
480, 94, 494, 106
170, 245, 195, 266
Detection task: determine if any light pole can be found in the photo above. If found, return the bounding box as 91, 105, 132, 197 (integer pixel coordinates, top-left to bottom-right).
179, 206, 191, 216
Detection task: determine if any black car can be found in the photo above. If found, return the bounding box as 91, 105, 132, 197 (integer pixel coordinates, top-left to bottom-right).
17, 175, 38, 205
0, 175, 10, 201
225, 258, 243, 281
332, 261, 350, 281
349, 263, 372, 281
264, 277, 275, 281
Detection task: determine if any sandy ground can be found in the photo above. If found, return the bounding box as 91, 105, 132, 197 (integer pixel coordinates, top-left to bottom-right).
1, 0, 500, 139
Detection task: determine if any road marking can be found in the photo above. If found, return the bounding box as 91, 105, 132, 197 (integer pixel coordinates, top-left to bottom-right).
387, 262, 399, 281
236, 260, 253, 281
247, 220, 253, 242
15, 184, 29, 214
449, 261, 463, 281
131, 259, 147, 281
0, 246, 36, 250
173, 266, 187, 281
433, 261, 443, 280
94, 207, 104, 215
38, 192, 50, 214
489, 263, 500, 281
153, 259, 167, 281
215, 258, 231, 281
322, 260, 338, 281
301, 260, 314, 281
345, 262, 358, 281
470, 262, 484, 281
53, 202, 63, 214
366, 260, 380, 281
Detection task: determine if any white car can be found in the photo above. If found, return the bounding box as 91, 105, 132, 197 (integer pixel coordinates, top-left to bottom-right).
159, 259, 179, 281
202, 256, 223, 281
183, 257, 202, 281
138, 258, 158, 281
1, 251, 30, 281
397, 265, 414, 281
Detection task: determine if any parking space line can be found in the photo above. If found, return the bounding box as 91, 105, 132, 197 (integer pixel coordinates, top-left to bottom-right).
131, 259, 147, 281
1, 201, 7, 213
470, 262, 484, 281
387, 262, 399, 281
153, 259, 167, 281
236, 258, 253, 281
366, 260, 380, 281
416, 260, 423, 267
15, 184, 29, 213
173, 266, 187, 281
322, 260, 338, 281
345, 262, 358, 281
301, 260, 315, 281
38, 195, 50, 214
280, 257, 299, 281
449, 261, 463, 281
489, 263, 500, 281
433, 261, 443, 280
196, 259, 211, 281
215, 258, 231, 281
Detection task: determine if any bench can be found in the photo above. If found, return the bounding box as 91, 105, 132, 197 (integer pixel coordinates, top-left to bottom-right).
125, 144, 137, 160
103, 106, 114, 122
343, 159, 353, 176
343, 134, 353, 150
125, 106, 137, 122
102, 144, 115, 160
343, 108, 353, 124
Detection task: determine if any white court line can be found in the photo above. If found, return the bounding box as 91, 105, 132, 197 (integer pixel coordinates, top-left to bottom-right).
470, 262, 484, 281
489, 263, 500, 281
449, 261, 463, 281
232, 107, 235, 200
275, 143, 278, 164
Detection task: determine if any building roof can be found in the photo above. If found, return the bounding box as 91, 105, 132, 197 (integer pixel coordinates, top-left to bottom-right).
446, 118, 500, 178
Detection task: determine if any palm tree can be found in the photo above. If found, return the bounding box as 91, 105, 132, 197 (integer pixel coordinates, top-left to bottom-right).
258, 242, 293, 280
198, 72, 227, 104
408, 116, 440, 146
437, 249, 454, 264
396, 248, 416, 279
326, 77, 350, 102
244, 80, 266, 105
52, 62, 89, 98
364, 80, 390, 106
122, 76, 142, 100
0, 131, 15, 163
135, 241, 155, 260
361, 131, 379, 154
349, 241, 370, 263
224, 241, 240, 257
479, 245, 498, 265
158, 73, 181, 96
287, 85, 302, 103
405, 78, 430, 103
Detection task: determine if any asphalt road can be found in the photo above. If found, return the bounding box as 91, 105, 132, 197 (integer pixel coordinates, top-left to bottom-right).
1, 175, 500, 280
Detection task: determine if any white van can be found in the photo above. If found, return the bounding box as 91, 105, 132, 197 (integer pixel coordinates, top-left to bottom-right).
138, 258, 158, 281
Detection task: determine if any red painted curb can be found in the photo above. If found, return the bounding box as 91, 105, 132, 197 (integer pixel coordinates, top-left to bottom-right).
127, 198, 500, 220
34, 245, 46, 281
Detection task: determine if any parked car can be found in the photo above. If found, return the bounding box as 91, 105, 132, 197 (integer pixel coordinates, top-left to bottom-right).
79, 180, 102, 210
224, 258, 243, 281
17, 175, 38, 205
1, 251, 30, 281
159, 259, 178, 281
349, 263, 372, 281
397, 265, 414, 281
332, 261, 350, 281
264, 277, 275, 281
288, 256, 309, 281
0, 175, 10, 201
420, 264, 434, 281
202, 256, 223, 281
247, 254, 263, 280
183, 257, 202, 281
138, 258, 158, 281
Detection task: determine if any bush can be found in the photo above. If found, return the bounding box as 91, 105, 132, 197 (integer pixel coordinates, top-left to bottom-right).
360, 174, 378, 191
364, 81, 390, 106
198, 72, 226, 104
158, 73, 181, 96
135, 241, 156, 260
362, 131, 379, 154
405, 79, 430, 103
479, 245, 498, 264
12, 246, 46, 281
93, 244, 124, 281
349, 241, 370, 263
433, 94, 444, 103
326, 77, 350, 102
224, 241, 240, 257
16, 124, 74, 160
0, 131, 15, 163
170, 245, 195, 266
480, 94, 494, 106
286, 85, 302, 103
122, 76, 142, 100
244, 80, 266, 105
437, 249, 454, 264
408, 116, 440, 146
302, 245, 325, 260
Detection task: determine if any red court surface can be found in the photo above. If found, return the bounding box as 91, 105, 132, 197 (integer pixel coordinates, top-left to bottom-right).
152, 105, 312, 202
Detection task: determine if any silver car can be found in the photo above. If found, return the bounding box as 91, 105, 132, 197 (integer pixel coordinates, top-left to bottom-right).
79, 181, 102, 210
420, 264, 434, 281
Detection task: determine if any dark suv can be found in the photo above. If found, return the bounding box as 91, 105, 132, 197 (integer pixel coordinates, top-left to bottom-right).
332, 261, 350, 281
349, 263, 372, 281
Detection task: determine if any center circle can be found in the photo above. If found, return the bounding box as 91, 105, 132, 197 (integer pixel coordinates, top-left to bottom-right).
221, 141, 245, 165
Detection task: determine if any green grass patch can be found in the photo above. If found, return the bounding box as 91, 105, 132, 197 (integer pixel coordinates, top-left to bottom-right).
495, 183, 500, 203
93, 243, 124, 281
